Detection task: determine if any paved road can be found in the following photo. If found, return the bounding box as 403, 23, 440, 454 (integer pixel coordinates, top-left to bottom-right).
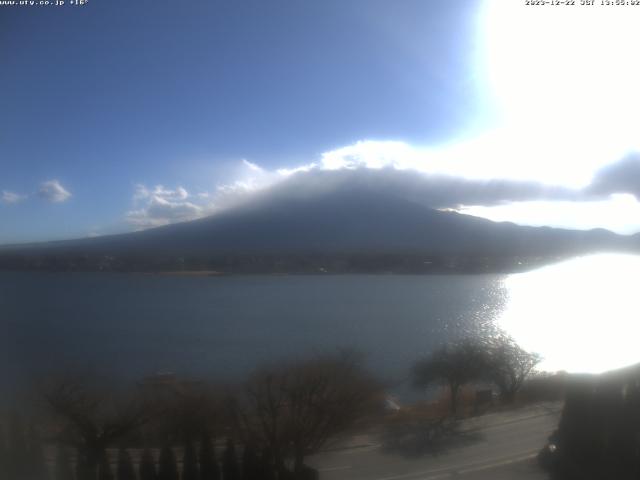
308, 402, 562, 480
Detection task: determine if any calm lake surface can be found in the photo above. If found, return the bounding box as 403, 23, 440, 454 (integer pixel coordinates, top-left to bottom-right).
1, 253, 638, 399
0, 272, 505, 395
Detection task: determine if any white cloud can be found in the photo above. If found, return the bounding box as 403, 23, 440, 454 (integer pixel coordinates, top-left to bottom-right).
128, 146, 430, 230
1, 190, 26, 204
125, 158, 288, 228
124, 142, 640, 234
124, 156, 580, 229
216, 179, 262, 195
318, 141, 416, 171
38, 180, 71, 203
133, 184, 188, 202
276, 164, 317, 177
294, 138, 629, 189
242, 159, 263, 172
126, 184, 204, 228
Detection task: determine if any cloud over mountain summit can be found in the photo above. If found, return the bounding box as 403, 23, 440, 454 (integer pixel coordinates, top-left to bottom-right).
125, 150, 640, 230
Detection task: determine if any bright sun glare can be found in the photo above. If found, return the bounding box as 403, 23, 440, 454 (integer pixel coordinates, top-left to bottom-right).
498, 254, 640, 374
433, 1, 640, 187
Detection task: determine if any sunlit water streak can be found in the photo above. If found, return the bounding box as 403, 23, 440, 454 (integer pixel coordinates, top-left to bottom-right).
498, 253, 640, 374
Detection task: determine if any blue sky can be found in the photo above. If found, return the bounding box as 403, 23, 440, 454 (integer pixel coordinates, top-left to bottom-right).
2, 0, 640, 243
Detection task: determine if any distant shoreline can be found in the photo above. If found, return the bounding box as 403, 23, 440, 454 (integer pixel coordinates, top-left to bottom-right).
149, 270, 227, 277
1, 249, 636, 276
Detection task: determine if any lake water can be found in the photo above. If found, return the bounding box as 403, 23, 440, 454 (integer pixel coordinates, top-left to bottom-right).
1, 253, 638, 400
0, 272, 505, 396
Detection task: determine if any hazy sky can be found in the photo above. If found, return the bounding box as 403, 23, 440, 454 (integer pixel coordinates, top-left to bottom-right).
2, 0, 640, 243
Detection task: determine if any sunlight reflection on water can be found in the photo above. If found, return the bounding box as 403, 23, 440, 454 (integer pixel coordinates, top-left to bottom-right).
498, 253, 640, 374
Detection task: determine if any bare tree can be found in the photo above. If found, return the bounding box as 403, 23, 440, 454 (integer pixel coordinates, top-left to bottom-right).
137, 374, 224, 444
412, 339, 487, 416
485, 334, 542, 403
232, 351, 379, 478
43, 376, 155, 480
